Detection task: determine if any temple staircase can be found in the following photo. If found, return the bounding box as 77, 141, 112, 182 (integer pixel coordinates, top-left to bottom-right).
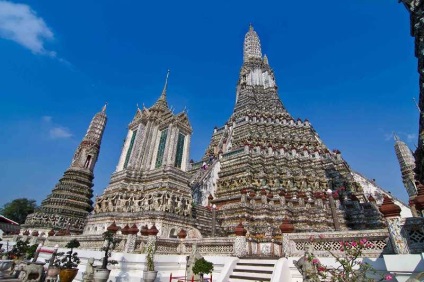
228, 258, 277, 282
189, 159, 218, 186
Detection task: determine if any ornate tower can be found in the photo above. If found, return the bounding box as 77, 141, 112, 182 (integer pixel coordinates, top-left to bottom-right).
394, 134, 417, 197
84, 73, 197, 239
399, 1, 424, 184
23, 105, 107, 234
190, 26, 384, 235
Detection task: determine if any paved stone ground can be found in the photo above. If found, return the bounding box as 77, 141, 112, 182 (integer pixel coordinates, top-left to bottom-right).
0, 276, 20, 282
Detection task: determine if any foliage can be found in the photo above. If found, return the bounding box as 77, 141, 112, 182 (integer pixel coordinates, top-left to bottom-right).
0, 198, 37, 224
65, 239, 80, 249
146, 244, 155, 271
26, 244, 38, 259
58, 239, 81, 269
100, 231, 118, 269
7, 238, 36, 259
46, 251, 65, 268
304, 238, 393, 282
192, 258, 214, 275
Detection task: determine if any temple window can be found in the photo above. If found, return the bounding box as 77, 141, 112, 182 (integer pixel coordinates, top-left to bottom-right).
84, 155, 92, 168
169, 228, 177, 238
174, 132, 186, 168
123, 130, 137, 169
155, 129, 168, 168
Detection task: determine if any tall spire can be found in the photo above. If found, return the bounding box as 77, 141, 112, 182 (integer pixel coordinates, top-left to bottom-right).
81, 104, 108, 148
23, 106, 108, 233
234, 26, 285, 115
161, 69, 170, 98
151, 70, 170, 110
243, 24, 262, 62
394, 135, 418, 197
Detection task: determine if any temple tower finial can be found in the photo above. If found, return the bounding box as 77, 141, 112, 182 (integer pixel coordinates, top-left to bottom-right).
393, 132, 400, 142
394, 134, 418, 197
151, 70, 170, 110
243, 24, 262, 62
102, 102, 107, 113
161, 69, 170, 98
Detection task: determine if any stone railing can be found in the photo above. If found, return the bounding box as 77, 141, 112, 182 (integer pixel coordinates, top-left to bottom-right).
41, 234, 235, 256
154, 237, 235, 256
245, 237, 282, 257
402, 217, 424, 253
9, 217, 424, 259
283, 229, 391, 258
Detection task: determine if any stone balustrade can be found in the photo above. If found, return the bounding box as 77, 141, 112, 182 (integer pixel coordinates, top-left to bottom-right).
402, 217, 424, 253
4, 217, 424, 259
282, 229, 391, 258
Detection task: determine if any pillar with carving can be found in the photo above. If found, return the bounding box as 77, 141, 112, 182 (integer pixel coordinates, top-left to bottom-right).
146, 224, 159, 252
280, 219, 295, 257
233, 222, 247, 257
177, 228, 187, 254
123, 224, 139, 253
379, 196, 409, 254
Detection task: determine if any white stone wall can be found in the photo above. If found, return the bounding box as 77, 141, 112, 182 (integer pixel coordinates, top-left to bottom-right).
116, 129, 133, 172
352, 171, 412, 218
200, 161, 221, 206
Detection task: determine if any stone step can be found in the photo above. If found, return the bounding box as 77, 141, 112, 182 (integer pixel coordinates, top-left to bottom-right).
233, 265, 274, 272
237, 259, 277, 265
229, 275, 271, 282
228, 258, 276, 282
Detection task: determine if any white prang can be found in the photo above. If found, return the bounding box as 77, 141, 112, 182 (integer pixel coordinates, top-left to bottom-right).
246, 68, 276, 88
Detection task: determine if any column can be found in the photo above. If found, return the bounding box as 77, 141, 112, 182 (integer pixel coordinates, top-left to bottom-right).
379, 196, 409, 254
233, 222, 247, 257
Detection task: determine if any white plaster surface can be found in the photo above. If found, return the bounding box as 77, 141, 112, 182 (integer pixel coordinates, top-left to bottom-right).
26, 246, 424, 282
352, 171, 412, 218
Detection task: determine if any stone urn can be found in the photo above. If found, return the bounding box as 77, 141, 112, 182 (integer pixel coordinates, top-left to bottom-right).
0, 260, 13, 278
59, 268, 79, 282
143, 270, 158, 282
93, 268, 111, 282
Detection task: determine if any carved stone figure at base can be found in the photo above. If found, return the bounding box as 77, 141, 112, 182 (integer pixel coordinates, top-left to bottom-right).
20, 262, 44, 282
82, 257, 95, 282
294, 246, 320, 282
186, 244, 202, 281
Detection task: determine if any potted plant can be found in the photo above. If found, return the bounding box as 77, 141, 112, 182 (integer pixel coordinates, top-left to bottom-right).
143, 244, 157, 282
58, 239, 80, 282
93, 231, 118, 282
192, 258, 214, 282
8, 239, 30, 260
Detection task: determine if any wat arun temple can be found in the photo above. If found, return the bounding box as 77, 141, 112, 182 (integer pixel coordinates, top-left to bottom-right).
16, 25, 424, 281
23, 25, 393, 237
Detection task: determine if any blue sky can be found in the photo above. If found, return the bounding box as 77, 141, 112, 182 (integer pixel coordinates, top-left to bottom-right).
0, 0, 418, 207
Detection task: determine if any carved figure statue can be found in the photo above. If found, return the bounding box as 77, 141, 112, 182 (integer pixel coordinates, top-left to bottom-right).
82, 257, 95, 282
294, 246, 320, 282
175, 199, 183, 215
20, 263, 44, 282
186, 243, 203, 281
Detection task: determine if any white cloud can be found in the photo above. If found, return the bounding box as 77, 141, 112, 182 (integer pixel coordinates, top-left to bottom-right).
0, 1, 54, 55
41, 116, 72, 139
407, 133, 416, 142
384, 133, 393, 141
41, 115, 52, 122
49, 127, 72, 139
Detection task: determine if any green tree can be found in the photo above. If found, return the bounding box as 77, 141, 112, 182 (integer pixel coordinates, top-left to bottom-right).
0, 198, 38, 224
